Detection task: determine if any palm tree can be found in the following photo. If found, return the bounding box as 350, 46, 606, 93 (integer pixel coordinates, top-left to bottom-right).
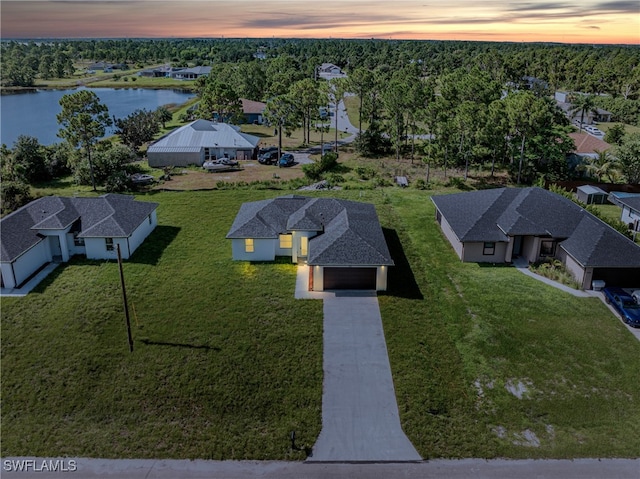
579, 149, 619, 182
569, 94, 599, 132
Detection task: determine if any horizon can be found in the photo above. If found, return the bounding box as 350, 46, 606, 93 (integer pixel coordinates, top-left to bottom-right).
1, 1, 639, 45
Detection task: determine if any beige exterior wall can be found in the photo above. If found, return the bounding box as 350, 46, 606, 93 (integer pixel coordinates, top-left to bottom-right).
438, 215, 464, 260
461, 242, 508, 263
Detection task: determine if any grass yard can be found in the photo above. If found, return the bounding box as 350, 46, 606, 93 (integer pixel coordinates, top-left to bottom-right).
379, 189, 640, 459
2, 187, 640, 460
1, 190, 323, 460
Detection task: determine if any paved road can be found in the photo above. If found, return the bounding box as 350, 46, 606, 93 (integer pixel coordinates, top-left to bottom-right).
308, 291, 421, 462
3, 457, 639, 478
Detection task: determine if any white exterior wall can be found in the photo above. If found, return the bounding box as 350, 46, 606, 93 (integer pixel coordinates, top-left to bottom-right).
148, 150, 203, 167
38, 229, 72, 262
231, 238, 276, 261
128, 211, 157, 256
461, 242, 508, 263
3, 240, 51, 288
438, 216, 464, 260
621, 206, 640, 228
66, 232, 87, 257
84, 237, 130, 260
522, 236, 541, 263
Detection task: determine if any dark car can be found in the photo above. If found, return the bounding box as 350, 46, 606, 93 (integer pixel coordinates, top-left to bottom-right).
258, 151, 279, 165
603, 287, 640, 327
278, 153, 295, 167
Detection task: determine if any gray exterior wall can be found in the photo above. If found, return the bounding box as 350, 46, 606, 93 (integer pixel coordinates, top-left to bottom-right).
461, 241, 508, 263
148, 150, 203, 168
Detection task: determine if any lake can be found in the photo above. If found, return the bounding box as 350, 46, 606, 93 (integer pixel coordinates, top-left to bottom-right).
1, 87, 195, 147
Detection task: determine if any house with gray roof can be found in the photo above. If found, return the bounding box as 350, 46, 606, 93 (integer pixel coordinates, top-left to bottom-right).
1, 194, 158, 290
226, 196, 394, 291
432, 187, 640, 289
169, 66, 211, 80
618, 195, 640, 236
147, 119, 260, 167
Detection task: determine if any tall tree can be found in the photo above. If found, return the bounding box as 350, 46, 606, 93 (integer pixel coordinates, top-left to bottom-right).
197, 80, 243, 123
346, 67, 375, 134
263, 95, 297, 158
155, 106, 173, 129
570, 94, 598, 132
616, 132, 640, 184
57, 90, 112, 191
114, 109, 160, 152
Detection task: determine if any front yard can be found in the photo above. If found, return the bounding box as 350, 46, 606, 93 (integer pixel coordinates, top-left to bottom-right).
2, 188, 639, 460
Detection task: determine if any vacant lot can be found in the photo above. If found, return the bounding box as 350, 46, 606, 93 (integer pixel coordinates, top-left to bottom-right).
2, 188, 639, 460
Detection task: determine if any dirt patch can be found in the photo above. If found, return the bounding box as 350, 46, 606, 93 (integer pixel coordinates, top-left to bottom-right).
151, 161, 305, 190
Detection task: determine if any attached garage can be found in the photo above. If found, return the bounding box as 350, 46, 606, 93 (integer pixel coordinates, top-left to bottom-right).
323, 267, 377, 290
592, 268, 640, 288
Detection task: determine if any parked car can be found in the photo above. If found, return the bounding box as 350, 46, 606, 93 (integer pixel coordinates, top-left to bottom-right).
258, 151, 279, 165
278, 153, 295, 167
258, 146, 278, 156
584, 125, 604, 136
603, 287, 640, 327
632, 290, 640, 304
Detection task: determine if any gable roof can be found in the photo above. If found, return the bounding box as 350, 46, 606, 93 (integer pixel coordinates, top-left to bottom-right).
226, 196, 393, 266
1, 194, 158, 263
148, 120, 260, 153
431, 187, 640, 268
569, 132, 611, 154
241, 98, 266, 115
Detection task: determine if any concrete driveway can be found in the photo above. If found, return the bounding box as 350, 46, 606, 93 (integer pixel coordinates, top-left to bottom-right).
307, 291, 421, 462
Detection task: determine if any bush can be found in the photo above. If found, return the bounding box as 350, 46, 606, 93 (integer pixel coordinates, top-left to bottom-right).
303, 152, 339, 181
1, 180, 32, 214
413, 178, 428, 190
355, 166, 376, 180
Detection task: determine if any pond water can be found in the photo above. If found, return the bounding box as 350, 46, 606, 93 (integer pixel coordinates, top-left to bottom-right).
1, 87, 195, 147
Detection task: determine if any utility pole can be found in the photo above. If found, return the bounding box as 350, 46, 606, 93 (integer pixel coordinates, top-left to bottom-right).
117, 244, 134, 353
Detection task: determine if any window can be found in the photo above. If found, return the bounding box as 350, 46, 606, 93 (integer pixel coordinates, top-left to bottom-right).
483, 242, 495, 255
245, 238, 254, 253
279, 234, 292, 249
540, 240, 555, 256
73, 233, 85, 247
105, 238, 114, 251
148, 214, 152, 225
204, 148, 215, 161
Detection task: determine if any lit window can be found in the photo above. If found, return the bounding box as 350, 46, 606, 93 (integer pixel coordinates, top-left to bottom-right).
483, 242, 495, 255
105, 238, 114, 251
279, 234, 292, 249
245, 238, 254, 253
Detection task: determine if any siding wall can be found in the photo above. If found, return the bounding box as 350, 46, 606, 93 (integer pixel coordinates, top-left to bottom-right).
231, 238, 276, 261
3, 240, 51, 289
128, 211, 157, 256
438, 215, 464, 260
462, 242, 508, 263
621, 206, 640, 227
85, 237, 130, 260
148, 151, 203, 167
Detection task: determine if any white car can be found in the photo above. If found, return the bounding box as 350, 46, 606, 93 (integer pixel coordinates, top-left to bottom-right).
584, 125, 604, 136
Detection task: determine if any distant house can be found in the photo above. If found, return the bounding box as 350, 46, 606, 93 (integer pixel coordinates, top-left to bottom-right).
431, 187, 640, 289
253, 52, 268, 60
555, 92, 613, 125
569, 132, 612, 160
227, 196, 394, 291
317, 63, 347, 80
576, 185, 608, 205
139, 65, 174, 78
0, 194, 158, 290
241, 98, 266, 124
147, 119, 260, 167
169, 66, 211, 80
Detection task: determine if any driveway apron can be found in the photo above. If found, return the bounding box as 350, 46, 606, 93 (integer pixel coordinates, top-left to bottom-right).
308, 291, 421, 462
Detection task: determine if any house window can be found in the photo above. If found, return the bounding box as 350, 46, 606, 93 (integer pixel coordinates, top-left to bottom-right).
245, 238, 254, 253
105, 238, 114, 251
540, 240, 556, 256
204, 148, 215, 161
148, 214, 152, 225
279, 234, 292, 249
483, 242, 495, 255
73, 232, 85, 247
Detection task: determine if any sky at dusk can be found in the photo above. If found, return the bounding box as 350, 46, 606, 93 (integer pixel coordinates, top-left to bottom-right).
1, 0, 639, 44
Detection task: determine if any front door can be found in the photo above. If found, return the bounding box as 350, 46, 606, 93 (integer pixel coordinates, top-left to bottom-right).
300, 237, 308, 258
513, 236, 523, 257
49, 236, 62, 261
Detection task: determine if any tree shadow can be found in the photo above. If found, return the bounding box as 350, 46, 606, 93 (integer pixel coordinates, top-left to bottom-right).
139, 338, 221, 351
381, 227, 424, 300
128, 225, 181, 265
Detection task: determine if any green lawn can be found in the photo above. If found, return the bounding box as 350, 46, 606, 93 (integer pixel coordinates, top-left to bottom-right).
2, 188, 639, 460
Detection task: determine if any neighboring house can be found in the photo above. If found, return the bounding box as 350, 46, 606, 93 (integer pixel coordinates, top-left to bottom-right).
568, 132, 612, 160
226, 196, 394, 291
432, 187, 640, 289
241, 98, 266, 124
555, 92, 613, 124
576, 185, 608, 205
0, 194, 158, 290
147, 119, 260, 167
317, 63, 347, 80
618, 196, 640, 233
169, 66, 211, 80
138, 65, 174, 78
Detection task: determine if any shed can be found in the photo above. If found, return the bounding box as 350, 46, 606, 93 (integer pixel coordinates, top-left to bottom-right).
576, 185, 608, 205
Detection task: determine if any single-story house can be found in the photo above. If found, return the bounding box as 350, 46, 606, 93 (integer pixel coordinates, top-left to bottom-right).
169, 66, 211, 80
576, 185, 608, 205
226, 196, 394, 291
618, 196, 640, 233
147, 119, 260, 167
241, 98, 266, 124
569, 133, 612, 160
431, 187, 640, 289
317, 63, 347, 80
555, 92, 613, 124
0, 194, 158, 290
